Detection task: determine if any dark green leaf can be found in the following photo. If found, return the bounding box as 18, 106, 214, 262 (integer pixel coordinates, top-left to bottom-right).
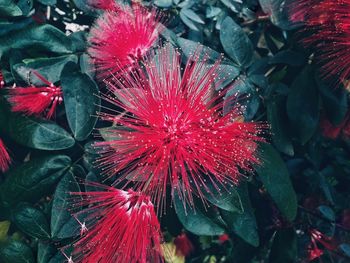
51, 166, 82, 239
3, 114, 75, 150
37, 0, 57, 6
0, 155, 71, 209
269, 228, 297, 263
37, 242, 57, 263
61, 62, 100, 141
0, 24, 73, 59
221, 183, 259, 247
204, 184, 243, 213
174, 193, 226, 236
317, 76, 348, 125
287, 67, 320, 144
0, 240, 35, 263
13, 55, 78, 85
12, 203, 50, 239
318, 205, 335, 221
220, 17, 254, 67
256, 144, 297, 221
269, 50, 306, 66
340, 244, 350, 257
267, 96, 294, 156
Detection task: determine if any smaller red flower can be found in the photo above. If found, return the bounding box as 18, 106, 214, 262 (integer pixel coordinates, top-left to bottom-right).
0, 138, 10, 173
88, 0, 117, 10
321, 112, 350, 139
310, 229, 337, 252
88, 4, 163, 78
69, 183, 163, 263
308, 244, 324, 261
7, 72, 62, 119
321, 117, 343, 139
0, 71, 4, 88
290, 0, 350, 84
174, 233, 194, 257
218, 234, 230, 244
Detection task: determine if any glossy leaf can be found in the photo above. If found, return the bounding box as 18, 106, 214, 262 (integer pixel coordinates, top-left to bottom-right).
0, 155, 71, 209
256, 144, 297, 221
221, 183, 259, 247
61, 62, 100, 141
0, 240, 35, 263
220, 16, 254, 67
174, 194, 226, 236
12, 203, 50, 239
51, 166, 82, 239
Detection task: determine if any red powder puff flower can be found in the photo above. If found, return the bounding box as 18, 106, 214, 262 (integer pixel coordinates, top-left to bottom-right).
69, 183, 163, 263
0, 73, 4, 89
0, 138, 10, 173
88, 0, 117, 11
320, 112, 350, 139
174, 233, 194, 257
290, 0, 350, 84
7, 72, 63, 119
218, 234, 230, 244
94, 44, 266, 210
88, 4, 163, 79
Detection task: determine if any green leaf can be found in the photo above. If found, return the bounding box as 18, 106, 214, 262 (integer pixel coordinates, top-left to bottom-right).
0, 24, 73, 59
13, 55, 78, 85
4, 114, 75, 150
176, 37, 240, 90
0, 102, 74, 150
61, 62, 100, 141
51, 166, 82, 239
269, 50, 306, 66
204, 184, 243, 213
340, 244, 350, 257
267, 96, 294, 156
221, 183, 259, 247
256, 144, 297, 221
258, 0, 296, 30
0, 155, 71, 209
220, 17, 254, 68
0, 240, 35, 263
37, 242, 56, 263
0, 221, 10, 242
174, 194, 225, 236
0, 1, 22, 17
318, 205, 335, 221
0, 19, 33, 37
154, 0, 172, 8
37, 0, 57, 5
179, 9, 200, 31
269, 228, 297, 263
317, 76, 348, 125
287, 67, 320, 144
12, 203, 50, 240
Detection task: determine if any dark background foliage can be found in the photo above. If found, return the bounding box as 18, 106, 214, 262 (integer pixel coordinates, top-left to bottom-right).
0, 0, 350, 262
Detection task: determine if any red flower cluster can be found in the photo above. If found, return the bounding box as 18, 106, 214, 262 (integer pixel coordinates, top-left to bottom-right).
0, 71, 10, 173
0, 71, 4, 88
321, 113, 350, 139
88, 4, 162, 79
290, 0, 350, 84
7, 72, 63, 119
0, 138, 10, 173
69, 183, 163, 263
174, 233, 194, 257
67, 3, 265, 263
308, 229, 338, 261
88, 0, 117, 10
95, 45, 265, 210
